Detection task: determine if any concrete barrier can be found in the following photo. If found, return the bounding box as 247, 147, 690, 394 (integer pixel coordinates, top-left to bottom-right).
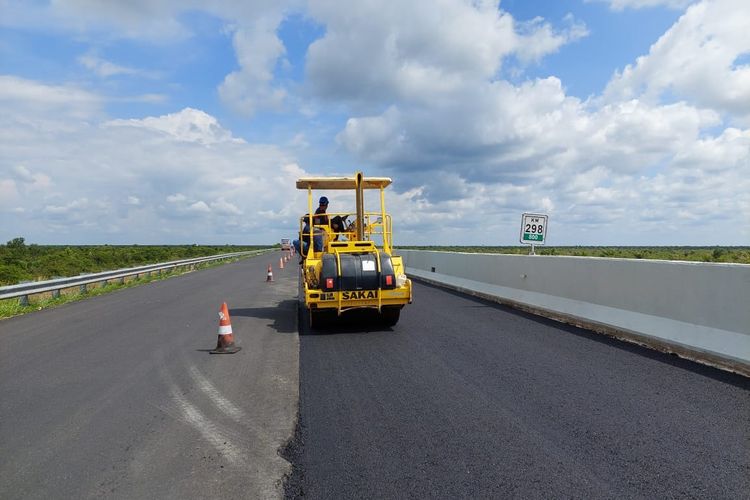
398, 250, 750, 376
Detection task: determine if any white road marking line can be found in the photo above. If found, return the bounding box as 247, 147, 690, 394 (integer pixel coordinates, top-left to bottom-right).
188, 365, 246, 423
169, 385, 246, 468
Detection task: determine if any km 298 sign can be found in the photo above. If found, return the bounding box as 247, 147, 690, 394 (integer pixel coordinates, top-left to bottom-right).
520, 213, 548, 245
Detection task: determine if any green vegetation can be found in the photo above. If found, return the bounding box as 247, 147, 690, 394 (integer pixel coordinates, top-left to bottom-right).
0, 237, 274, 286
396, 246, 750, 264
0, 238, 275, 319
0, 267, 173, 317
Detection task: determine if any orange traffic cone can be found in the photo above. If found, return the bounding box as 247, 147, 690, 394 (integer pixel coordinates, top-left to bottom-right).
279, 256, 285, 269
266, 264, 274, 282
210, 302, 241, 354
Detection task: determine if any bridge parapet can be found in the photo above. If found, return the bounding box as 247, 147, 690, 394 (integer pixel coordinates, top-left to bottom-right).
399, 250, 750, 376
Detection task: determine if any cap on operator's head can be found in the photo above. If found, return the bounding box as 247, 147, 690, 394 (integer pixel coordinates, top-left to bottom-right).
319, 196, 329, 204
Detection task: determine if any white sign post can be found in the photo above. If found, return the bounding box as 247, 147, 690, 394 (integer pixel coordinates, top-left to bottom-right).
520, 213, 548, 255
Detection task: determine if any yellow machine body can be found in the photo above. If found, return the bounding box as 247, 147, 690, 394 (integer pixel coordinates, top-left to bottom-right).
296, 172, 412, 327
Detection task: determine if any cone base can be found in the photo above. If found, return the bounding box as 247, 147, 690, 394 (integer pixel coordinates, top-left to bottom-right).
210, 345, 242, 354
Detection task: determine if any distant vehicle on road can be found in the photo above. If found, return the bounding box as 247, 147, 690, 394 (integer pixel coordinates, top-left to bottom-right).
280, 238, 292, 251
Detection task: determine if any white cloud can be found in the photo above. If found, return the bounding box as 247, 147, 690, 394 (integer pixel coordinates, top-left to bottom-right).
514, 14, 589, 64
187, 201, 211, 214
0, 74, 102, 120
218, 18, 288, 115
327, 2, 747, 245
290, 133, 309, 149
12, 165, 52, 189
12, 165, 34, 182
105, 108, 242, 144
118, 93, 168, 103
0, 78, 309, 243
78, 52, 141, 78
306, 0, 588, 105
590, 0, 696, 10
210, 197, 243, 215
337, 75, 748, 244
0, 179, 20, 206
43, 198, 90, 216
167, 193, 187, 203
2, 1, 747, 246
339, 78, 715, 178
2, 1, 294, 116
47, 0, 191, 40
602, 0, 750, 124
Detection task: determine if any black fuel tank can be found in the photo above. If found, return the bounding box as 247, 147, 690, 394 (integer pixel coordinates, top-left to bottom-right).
320, 252, 396, 291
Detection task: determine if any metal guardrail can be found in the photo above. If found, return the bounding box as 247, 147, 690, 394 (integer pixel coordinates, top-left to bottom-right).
0, 250, 272, 303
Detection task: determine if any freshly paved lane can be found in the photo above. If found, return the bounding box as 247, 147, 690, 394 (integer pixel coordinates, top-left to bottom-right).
287, 280, 750, 499
0, 253, 298, 500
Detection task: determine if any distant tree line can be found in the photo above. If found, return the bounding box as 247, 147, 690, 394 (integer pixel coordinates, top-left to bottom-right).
0, 237, 273, 286
396, 245, 750, 264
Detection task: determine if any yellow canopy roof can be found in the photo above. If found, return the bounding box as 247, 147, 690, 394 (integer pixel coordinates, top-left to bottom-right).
296, 176, 392, 190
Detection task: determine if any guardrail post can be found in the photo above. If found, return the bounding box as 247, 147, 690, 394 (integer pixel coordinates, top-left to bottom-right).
50, 277, 62, 298
18, 280, 31, 306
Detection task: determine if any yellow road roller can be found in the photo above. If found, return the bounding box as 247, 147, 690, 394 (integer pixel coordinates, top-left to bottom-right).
296, 172, 412, 328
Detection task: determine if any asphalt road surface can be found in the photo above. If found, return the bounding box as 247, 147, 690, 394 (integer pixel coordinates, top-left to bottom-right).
2, 258, 748, 499
286, 281, 750, 499
0, 253, 299, 500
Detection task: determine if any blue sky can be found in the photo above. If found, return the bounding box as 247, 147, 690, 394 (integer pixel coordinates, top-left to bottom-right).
1, 0, 748, 246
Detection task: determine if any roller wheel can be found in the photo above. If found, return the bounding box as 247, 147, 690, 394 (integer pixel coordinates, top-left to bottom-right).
309, 309, 319, 330
381, 307, 401, 327
309, 309, 334, 330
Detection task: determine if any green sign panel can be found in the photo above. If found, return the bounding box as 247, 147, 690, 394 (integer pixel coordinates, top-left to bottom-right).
522, 233, 543, 241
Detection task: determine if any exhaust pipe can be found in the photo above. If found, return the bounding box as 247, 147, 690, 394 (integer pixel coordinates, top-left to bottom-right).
355, 171, 364, 240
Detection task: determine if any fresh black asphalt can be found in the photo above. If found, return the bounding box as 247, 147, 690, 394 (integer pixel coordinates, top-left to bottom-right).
286, 280, 750, 499
1, 260, 747, 499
